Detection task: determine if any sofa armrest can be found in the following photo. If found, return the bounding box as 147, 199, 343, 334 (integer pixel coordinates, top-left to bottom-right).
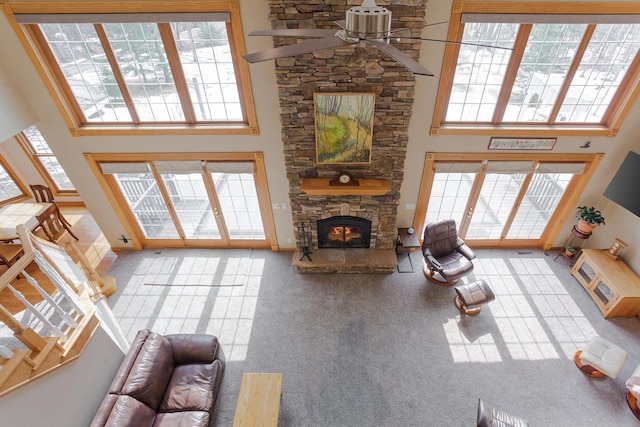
166, 334, 222, 365
456, 240, 476, 260
108, 329, 152, 394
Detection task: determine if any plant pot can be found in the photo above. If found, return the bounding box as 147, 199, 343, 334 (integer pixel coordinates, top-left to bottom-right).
576, 218, 597, 234
565, 248, 576, 257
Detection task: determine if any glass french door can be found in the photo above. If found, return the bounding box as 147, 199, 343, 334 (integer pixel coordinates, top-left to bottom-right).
462, 161, 534, 240
102, 159, 267, 247
424, 160, 584, 246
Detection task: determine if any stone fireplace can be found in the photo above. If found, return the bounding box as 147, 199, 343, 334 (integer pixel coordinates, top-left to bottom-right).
267, 0, 426, 272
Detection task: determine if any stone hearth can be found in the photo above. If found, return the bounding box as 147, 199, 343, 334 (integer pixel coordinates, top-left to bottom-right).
269, 0, 426, 272
292, 248, 397, 273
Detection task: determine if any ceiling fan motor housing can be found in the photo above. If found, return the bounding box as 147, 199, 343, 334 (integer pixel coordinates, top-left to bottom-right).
345, 3, 392, 40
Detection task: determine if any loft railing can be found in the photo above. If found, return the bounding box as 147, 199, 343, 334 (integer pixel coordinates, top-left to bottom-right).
0, 225, 116, 396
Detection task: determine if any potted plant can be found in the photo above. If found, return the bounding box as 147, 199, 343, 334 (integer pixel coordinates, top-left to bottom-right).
565, 246, 578, 257
576, 206, 605, 234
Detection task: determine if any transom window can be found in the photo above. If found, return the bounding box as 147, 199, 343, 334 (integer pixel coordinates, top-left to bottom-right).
17, 126, 77, 195
432, 2, 640, 136
4, 2, 257, 135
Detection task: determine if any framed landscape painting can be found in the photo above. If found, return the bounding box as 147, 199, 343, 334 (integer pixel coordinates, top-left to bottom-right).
314, 93, 374, 164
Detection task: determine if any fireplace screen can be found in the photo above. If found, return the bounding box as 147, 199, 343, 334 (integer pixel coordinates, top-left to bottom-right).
317, 216, 371, 248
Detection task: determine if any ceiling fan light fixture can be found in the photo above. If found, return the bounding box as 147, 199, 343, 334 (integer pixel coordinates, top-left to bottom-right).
345, 1, 391, 40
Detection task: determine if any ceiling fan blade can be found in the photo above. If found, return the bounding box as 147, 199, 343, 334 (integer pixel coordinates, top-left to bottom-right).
334, 20, 346, 30
394, 36, 513, 51
249, 29, 339, 38
365, 39, 434, 76
244, 36, 356, 63
388, 20, 449, 35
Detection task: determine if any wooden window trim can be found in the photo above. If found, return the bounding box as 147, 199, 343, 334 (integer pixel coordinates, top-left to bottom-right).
158, 23, 197, 123
412, 152, 603, 250
15, 132, 78, 196
1, 0, 259, 136
548, 25, 596, 122
491, 24, 532, 123
431, 1, 640, 137
0, 156, 30, 206
93, 24, 141, 124
84, 151, 278, 251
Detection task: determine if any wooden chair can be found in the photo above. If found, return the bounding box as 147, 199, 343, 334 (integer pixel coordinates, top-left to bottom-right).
29, 184, 76, 231
29, 185, 78, 241
0, 243, 24, 268
32, 204, 77, 244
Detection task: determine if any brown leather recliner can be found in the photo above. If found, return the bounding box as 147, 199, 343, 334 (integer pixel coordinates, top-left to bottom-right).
422, 219, 475, 285
90, 329, 224, 427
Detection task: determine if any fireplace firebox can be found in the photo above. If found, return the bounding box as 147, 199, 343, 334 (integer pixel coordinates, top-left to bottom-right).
317, 216, 371, 249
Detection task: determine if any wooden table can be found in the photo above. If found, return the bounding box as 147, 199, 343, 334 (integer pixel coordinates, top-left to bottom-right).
0, 202, 52, 241
233, 373, 283, 427
396, 227, 421, 273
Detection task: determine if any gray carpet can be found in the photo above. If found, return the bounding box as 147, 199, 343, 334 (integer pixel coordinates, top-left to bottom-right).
105, 248, 640, 426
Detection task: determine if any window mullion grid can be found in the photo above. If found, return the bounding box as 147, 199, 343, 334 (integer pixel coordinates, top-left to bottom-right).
158, 23, 197, 124
601, 45, 640, 126
93, 24, 141, 124
26, 24, 88, 125
492, 24, 532, 123
548, 25, 596, 124
439, 22, 466, 126
34, 153, 66, 193
149, 162, 187, 240
15, 132, 59, 193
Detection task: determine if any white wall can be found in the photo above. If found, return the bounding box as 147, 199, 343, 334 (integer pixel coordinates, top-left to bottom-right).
0, 67, 33, 142
0, 326, 125, 427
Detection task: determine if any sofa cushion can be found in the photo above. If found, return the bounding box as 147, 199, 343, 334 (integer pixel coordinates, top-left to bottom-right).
103, 395, 156, 427
121, 332, 174, 410
166, 334, 220, 365
159, 359, 223, 413
152, 411, 210, 427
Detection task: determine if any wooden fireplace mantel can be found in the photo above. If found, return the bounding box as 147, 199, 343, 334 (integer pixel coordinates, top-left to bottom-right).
301, 178, 391, 196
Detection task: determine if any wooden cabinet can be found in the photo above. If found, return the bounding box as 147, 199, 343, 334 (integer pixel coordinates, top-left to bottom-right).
570, 249, 640, 318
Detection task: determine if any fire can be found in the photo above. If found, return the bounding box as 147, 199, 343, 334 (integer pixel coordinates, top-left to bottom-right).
328, 226, 354, 241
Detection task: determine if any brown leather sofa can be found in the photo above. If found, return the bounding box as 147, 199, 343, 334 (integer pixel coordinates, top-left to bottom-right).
90, 329, 225, 427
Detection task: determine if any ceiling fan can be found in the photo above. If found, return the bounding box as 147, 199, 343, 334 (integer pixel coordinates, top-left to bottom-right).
243, 0, 512, 76
244, 0, 436, 76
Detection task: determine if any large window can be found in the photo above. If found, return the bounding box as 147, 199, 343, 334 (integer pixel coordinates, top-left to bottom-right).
3, 1, 257, 135
0, 157, 28, 206
415, 153, 602, 250
17, 126, 76, 195
85, 153, 276, 250
432, 2, 640, 136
